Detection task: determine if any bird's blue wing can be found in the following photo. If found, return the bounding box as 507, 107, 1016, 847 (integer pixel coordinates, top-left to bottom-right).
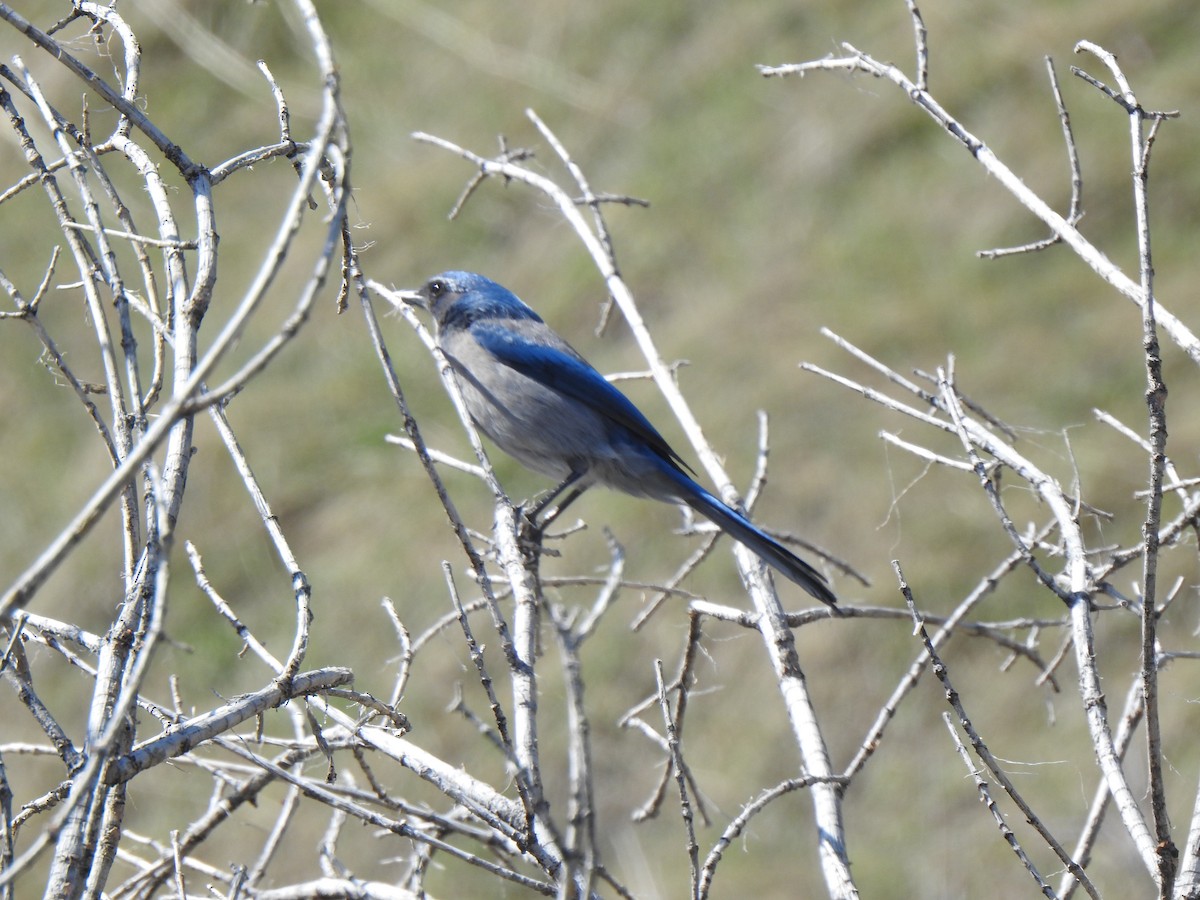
473, 321, 692, 472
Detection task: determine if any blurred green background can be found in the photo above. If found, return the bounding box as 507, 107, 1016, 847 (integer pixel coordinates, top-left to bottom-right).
2, 0, 1200, 896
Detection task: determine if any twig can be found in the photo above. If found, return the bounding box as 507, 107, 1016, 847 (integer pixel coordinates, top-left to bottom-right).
760, 43, 1200, 365
978, 57, 1083, 258
547, 606, 599, 897
895, 561, 1097, 898
843, 529, 1059, 781
656, 659, 699, 898
104, 667, 353, 785
942, 713, 1055, 897
698, 774, 843, 899
1059, 677, 1144, 899
205, 405, 311, 686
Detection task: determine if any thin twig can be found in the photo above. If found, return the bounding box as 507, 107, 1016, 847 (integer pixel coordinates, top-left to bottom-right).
895, 561, 1097, 898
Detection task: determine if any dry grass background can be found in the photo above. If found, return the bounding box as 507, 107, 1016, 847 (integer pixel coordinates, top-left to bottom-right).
2, 1, 1200, 896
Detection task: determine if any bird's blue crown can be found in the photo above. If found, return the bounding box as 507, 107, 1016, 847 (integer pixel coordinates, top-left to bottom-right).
426, 271, 543, 332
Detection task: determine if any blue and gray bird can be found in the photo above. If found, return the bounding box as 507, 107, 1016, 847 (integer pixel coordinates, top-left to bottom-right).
402, 271, 837, 608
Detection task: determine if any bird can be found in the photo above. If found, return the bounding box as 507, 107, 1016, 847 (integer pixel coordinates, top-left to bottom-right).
401, 270, 838, 609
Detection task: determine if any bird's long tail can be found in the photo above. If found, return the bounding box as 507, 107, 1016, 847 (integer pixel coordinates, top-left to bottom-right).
678, 480, 838, 610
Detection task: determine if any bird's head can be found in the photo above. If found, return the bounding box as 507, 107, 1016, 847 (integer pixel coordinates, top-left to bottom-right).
399, 271, 542, 334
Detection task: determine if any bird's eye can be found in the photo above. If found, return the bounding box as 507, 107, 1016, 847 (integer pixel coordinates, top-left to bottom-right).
427, 279, 446, 298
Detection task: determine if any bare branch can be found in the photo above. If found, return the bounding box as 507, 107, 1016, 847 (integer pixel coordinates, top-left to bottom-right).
896, 561, 1097, 898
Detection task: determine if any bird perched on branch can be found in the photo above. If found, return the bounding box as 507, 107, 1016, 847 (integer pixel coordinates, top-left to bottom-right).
400, 270, 837, 609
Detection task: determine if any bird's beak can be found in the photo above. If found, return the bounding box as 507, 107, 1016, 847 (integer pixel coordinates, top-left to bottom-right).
391, 288, 426, 310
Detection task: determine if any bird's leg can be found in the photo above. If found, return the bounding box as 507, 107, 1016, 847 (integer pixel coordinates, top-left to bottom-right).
536, 485, 587, 530
524, 469, 587, 528
514, 471, 587, 567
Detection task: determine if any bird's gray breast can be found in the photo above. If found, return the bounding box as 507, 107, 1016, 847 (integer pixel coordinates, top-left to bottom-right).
439, 327, 614, 481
